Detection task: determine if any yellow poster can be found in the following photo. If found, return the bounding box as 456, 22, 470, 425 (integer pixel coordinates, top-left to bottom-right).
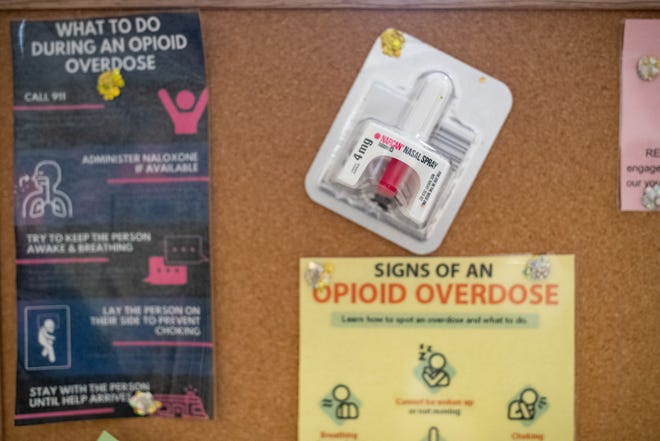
299, 256, 574, 441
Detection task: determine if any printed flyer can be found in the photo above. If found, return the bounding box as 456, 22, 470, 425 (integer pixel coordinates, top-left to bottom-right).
620, 19, 660, 211
299, 256, 574, 441
11, 13, 213, 424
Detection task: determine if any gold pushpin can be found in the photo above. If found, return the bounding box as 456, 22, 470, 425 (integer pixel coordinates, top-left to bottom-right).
380, 28, 406, 58
97, 68, 125, 101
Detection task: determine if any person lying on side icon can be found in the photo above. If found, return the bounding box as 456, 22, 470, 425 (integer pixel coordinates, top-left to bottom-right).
38, 319, 56, 363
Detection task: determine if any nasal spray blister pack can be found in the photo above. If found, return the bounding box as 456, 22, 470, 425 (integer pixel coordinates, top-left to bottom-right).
305, 29, 512, 254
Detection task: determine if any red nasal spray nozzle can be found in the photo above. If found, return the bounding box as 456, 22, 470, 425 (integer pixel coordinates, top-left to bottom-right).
374, 158, 411, 210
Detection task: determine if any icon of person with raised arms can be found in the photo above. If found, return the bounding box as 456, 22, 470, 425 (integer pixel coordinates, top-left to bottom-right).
508, 388, 539, 420
423, 352, 450, 388
158, 88, 208, 135
333, 384, 359, 419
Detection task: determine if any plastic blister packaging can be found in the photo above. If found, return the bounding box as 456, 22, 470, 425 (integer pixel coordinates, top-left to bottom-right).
306, 30, 513, 254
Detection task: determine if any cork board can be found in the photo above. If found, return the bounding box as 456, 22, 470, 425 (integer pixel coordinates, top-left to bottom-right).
0, 8, 659, 441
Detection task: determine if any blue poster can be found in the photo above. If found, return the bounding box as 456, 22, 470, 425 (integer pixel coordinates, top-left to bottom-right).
11, 12, 213, 424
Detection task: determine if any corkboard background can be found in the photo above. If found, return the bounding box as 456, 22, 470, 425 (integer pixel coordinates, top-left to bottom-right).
0, 8, 659, 441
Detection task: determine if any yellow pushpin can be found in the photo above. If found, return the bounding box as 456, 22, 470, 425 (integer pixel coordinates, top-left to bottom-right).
97, 68, 125, 101
380, 28, 406, 58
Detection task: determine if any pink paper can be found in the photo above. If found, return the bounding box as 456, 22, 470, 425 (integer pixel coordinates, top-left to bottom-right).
620, 19, 660, 210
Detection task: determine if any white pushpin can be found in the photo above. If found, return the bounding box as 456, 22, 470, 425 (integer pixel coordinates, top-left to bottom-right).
637, 55, 660, 81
